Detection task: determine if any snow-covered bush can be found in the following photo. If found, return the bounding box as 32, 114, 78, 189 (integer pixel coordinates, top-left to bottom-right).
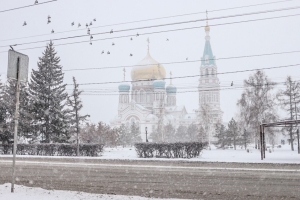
1, 143, 104, 157
134, 142, 207, 159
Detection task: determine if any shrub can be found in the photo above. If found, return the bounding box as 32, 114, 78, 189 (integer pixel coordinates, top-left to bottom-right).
134, 142, 207, 158
0, 143, 104, 157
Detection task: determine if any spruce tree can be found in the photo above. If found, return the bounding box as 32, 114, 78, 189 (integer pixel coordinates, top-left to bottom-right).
29, 41, 70, 143
67, 77, 89, 155
214, 123, 227, 149
228, 118, 239, 150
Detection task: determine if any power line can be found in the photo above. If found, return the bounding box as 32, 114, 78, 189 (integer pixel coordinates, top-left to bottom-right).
2, 5, 300, 48
79, 80, 298, 96
1, 12, 299, 55
0, 0, 295, 42
68, 63, 300, 86
63, 50, 300, 72
0, 0, 58, 13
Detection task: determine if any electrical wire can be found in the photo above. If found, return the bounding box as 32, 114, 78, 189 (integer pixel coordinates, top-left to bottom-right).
67, 63, 300, 86
0, 0, 58, 13
1, 12, 300, 55
0, 0, 295, 42
2, 6, 300, 48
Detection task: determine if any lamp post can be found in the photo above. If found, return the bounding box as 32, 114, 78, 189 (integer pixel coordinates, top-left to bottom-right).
145, 127, 148, 142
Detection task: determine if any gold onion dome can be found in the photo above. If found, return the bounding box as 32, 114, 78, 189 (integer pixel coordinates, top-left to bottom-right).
205, 25, 210, 32
131, 51, 166, 81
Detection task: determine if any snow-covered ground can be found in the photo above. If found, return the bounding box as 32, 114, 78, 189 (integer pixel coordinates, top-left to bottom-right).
0, 183, 180, 200
100, 144, 300, 164
1, 144, 299, 164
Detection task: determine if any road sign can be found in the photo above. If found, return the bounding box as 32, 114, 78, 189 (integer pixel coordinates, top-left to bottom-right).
7, 50, 29, 82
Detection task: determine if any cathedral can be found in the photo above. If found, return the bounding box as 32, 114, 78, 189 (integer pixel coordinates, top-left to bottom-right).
111, 23, 223, 143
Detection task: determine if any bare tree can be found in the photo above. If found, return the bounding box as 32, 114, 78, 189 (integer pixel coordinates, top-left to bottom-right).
237, 70, 277, 149
277, 76, 300, 151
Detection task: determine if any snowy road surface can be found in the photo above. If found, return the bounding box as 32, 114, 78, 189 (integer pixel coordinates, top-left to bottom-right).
0, 158, 300, 199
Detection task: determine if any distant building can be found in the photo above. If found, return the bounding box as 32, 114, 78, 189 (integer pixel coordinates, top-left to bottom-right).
111, 24, 222, 143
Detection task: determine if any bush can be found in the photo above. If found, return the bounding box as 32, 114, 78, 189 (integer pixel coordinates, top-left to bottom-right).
0, 143, 104, 157
134, 142, 207, 158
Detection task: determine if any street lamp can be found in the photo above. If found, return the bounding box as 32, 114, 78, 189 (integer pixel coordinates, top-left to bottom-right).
145, 127, 148, 142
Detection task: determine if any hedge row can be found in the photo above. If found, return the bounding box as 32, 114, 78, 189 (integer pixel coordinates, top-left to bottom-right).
134, 142, 207, 158
0, 143, 104, 157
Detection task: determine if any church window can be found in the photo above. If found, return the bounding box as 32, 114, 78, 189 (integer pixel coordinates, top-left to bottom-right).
140, 90, 145, 102
206, 68, 209, 76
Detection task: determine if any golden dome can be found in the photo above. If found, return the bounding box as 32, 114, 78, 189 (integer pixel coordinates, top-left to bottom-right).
131, 52, 166, 81
205, 25, 210, 32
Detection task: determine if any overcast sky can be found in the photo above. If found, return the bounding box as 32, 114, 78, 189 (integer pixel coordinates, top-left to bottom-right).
1, 0, 300, 124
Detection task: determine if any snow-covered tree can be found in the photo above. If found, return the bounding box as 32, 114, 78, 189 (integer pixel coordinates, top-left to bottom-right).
67, 77, 89, 155
277, 76, 300, 151
129, 122, 142, 145
186, 123, 199, 142
117, 124, 130, 147
164, 122, 176, 142
214, 123, 227, 149
29, 41, 70, 143
227, 118, 239, 150
175, 125, 188, 142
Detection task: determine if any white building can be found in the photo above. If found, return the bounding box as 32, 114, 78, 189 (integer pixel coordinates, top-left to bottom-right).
111, 24, 223, 142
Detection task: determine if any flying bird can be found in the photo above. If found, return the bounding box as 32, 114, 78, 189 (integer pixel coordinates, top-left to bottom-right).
47, 19, 51, 24
101, 51, 104, 54
48, 15, 51, 19
231, 81, 233, 86
130, 37, 133, 41
107, 51, 110, 54
51, 29, 54, 33
93, 18, 96, 21
112, 42, 115, 46
71, 22, 74, 26
110, 29, 113, 34
23, 21, 27, 26
130, 54, 133, 56
34, 0, 38, 4
78, 23, 81, 27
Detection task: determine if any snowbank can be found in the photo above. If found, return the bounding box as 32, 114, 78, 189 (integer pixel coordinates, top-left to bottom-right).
0, 183, 178, 200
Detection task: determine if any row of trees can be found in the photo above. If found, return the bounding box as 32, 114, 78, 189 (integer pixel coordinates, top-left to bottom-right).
225, 70, 300, 151
0, 42, 88, 152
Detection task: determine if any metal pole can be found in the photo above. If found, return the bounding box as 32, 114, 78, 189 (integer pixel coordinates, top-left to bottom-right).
145, 127, 148, 142
263, 126, 266, 158
260, 124, 263, 160
11, 57, 21, 193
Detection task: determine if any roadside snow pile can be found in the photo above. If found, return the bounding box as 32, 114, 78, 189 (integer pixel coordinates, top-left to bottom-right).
0, 183, 179, 200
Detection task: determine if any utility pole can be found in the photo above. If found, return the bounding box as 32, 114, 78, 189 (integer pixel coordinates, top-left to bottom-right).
11, 58, 21, 193
145, 127, 148, 142
7, 50, 29, 193
293, 93, 300, 154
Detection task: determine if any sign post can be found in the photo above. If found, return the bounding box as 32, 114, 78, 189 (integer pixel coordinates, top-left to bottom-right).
7, 50, 29, 193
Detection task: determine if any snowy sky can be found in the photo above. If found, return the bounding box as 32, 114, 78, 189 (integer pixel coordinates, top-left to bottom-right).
0, 0, 300, 124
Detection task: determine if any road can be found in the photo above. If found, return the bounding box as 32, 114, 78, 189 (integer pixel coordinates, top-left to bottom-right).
0, 157, 300, 199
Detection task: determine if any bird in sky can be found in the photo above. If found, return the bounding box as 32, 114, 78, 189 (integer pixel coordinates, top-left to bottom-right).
166, 39, 169, 41
51, 29, 54, 33
34, 0, 38, 4
90, 41, 92, 45
136, 33, 139, 37
112, 42, 115, 46
47, 19, 51, 24
90, 35, 93, 40
93, 18, 96, 21
87, 28, 90, 35
90, 22, 92, 26
71, 22, 74, 26
78, 23, 81, 27
110, 29, 113, 34
107, 51, 110, 54
48, 15, 51, 19
130, 54, 133, 56
231, 81, 233, 86
101, 51, 104, 54
130, 37, 133, 40
86, 23, 88, 28
23, 21, 27, 26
